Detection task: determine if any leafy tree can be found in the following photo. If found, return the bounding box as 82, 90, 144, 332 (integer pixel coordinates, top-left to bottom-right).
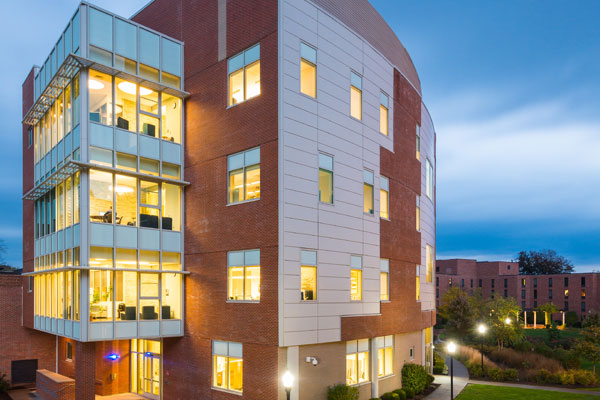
583, 313, 600, 328
575, 326, 600, 374
517, 250, 574, 275
537, 302, 559, 326
484, 296, 523, 349
438, 287, 481, 337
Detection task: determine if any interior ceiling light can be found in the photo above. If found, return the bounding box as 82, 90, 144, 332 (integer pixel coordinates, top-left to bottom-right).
140, 86, 153, 96
88, 79, 104, 90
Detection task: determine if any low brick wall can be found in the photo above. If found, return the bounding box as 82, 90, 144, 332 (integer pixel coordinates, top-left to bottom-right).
36, 369, 75, 400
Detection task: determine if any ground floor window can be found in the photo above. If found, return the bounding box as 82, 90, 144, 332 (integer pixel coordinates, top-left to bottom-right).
131, 339, 161, 397
212, 341, 243, 393
346, 339, 369, 385
377, 335, 393, 377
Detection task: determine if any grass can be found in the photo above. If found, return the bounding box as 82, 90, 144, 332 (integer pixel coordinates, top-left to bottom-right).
456, 384, 598, 399
524, 328, 583, 340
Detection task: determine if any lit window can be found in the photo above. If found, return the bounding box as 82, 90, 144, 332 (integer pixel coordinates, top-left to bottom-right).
140, 87, 159, 137
115, 271, 137, 321
350, 72, 362, 120
346, 339, 369, 385
162, 184, 181, 231
228, 44, 260, 105
162, 273, 181, 319
416, 125, 421, 160
319, 153, 334, 204
115, 78, 137, 132
426, 245, 434, 283
300, 43, 316, 98
89, 170, 113, 223
425, 327, 432, 345
426, 160, 434, 200
140, 180, 160, 229
66, 342, 73, 361
416, 196, 421, 231
228, 250, 260, 301
565, 289, 569, 298
377, 336, 393, 377
582, 289, 586, 299
161, 93, 181, 143
380, 259, 389, 301
350, 256, 362, 301
89, 269, 113, 321
115, 174, 137, 226
213, 341, 243, 393
416, 275, 421, 301
380, 176, 389, 219
380, 92, 389, 135
301, 250, 317, 301
228, 147, 260, 204
88, 70, 113, 126
363, 170, 374, 215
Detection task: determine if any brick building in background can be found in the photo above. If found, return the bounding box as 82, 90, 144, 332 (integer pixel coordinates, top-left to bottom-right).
16, 1, 436, 399
436, 259, 600, 322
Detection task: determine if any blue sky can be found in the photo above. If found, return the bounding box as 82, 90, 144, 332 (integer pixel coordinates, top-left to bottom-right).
1, 1, 598, 271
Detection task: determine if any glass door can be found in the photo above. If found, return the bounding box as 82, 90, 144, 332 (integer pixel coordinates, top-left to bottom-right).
143, 354, 160, 399
131, 339, 161, 399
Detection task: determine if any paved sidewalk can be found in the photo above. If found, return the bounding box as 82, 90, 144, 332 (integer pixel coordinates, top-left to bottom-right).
426, 357, 469, 399
467, 380, 600, 396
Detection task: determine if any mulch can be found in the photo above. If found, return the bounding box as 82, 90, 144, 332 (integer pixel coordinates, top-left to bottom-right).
414, 383, 441, 399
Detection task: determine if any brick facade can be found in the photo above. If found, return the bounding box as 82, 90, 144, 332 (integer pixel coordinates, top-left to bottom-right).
36, 370, 75, 400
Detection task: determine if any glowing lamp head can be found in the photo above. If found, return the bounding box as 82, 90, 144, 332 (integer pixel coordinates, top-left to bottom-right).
106, 353, 120, 361
88, 79, 104, 90
446, 341, 457, 354
505, 317, 511, 325
478, 324, 487, 334
282, 371, 294, 389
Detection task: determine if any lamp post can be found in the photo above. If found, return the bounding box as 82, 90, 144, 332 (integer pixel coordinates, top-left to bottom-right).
447, 341, 457, 400
282, 370, 294, 400
505, 317, 511, 325
477, 324, 486, 375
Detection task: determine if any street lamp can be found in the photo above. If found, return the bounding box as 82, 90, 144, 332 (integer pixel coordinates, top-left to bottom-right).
447, 341, 457, 400
282, 370, 294, 400
505, 317, 511, 325
477, 324, 487, 376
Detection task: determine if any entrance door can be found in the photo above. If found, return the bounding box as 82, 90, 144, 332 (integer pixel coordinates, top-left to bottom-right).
142, 354, 160, 400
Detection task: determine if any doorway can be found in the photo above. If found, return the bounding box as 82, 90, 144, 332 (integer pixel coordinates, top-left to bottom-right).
131, 339, 161, 399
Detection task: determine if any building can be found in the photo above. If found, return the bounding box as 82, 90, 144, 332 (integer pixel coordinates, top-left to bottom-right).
19, 1, 436, 399
436, 259, 600, 322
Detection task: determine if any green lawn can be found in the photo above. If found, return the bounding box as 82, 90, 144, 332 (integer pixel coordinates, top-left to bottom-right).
524, 328, 582, 340
456, 384, 598, 400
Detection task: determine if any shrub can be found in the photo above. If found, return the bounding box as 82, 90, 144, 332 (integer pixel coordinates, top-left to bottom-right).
487, 367, 505, 382
546, 324, 561, 341
393, 389, 407, 400
381, 393, 399, 400
466, 362, 483, 378
504, 368, 518, 381
566, 312, 578, 327
489, 347, 563, 372
0, 374, 8, 393
401, 363, 429, 394
433, 351, 446, 374
327, 384, 359, 400
402, 387, 415, 399
426, 374, 435, 386
573, 369, 597, 386
558, 371, 575, 385
534, 369, 560, 385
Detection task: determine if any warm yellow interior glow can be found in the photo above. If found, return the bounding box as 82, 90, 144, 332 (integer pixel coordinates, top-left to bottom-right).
350, 269, 362, 301
350, 86, 362, 120
300, 59, 316, 98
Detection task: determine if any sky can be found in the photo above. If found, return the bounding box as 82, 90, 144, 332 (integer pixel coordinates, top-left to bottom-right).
0, 1, 598, 272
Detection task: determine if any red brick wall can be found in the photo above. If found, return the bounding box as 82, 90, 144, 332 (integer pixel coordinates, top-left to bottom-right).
95, 341, 131, 396
75, 342, 95, 400
134, 1, 280, 399
36, 370, 75, 400
57, 337, 76, 380
0, 275, 55, 385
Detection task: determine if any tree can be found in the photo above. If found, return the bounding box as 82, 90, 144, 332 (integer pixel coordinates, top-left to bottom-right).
438, 287, 481, 338
583, 313, 600, 328
537, 302, 559, 326
575, 326, 600, 374
484, 296, 523, 349
517, 250, 574, 275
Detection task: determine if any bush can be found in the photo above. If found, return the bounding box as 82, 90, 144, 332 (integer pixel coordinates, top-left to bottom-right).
573, 369, 597, 386
534, 369, 560, 385
401, 363, 429, 394
327, 384, 359, 400
487, 367, 505, 382
566, 312, 578, 327
546, 324, 561, 341
393, 389, 407, 400
504, 368, 518, 381
381, 393, 399, 400
466, 362, 483, 378
0, 373, 8, 393
433, 351, 446, 374
402, 387, 415, 399
558, 371, 575, 385
426, 374, 435, 386
489, 347, 563, 372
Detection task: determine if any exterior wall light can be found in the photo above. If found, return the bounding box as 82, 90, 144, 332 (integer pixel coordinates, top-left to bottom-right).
106, 353, 120, 361
282, 370, 294, 400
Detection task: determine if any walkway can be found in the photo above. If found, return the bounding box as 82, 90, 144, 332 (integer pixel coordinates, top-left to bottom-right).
96, 394, 146, 399
467, 380, 600, 396
425, 357, 469, 399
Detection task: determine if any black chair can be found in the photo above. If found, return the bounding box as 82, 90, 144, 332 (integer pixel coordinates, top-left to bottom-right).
120, 306, 136, 321
162, 305, 171, 320
143, 123, 156, 137
117, 117, 129, 130
303, 290, 314, 301
117, 303, 126, 313
161, 217, 173, 230
140, 213, 159, 229
142, 305, 158, 320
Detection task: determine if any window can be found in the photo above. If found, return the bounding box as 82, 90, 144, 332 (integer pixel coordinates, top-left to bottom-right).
350, 256, 362, 301
89, 270, 112, 321
425, 245, 434, 283
549, 278, 553, 287
213, 341, 243, 393
522, 301, 526, 309
300, 43, 316, 98
140, 88, 159, 137
380, 92, 389, 135
564, 301, 569, 311
416, 274, 421, 301
89, 170, 113, 223
425, 160, 434, 200
491, 279, 495, 288
140, 180, 160, 228
377, 336, 393, 377
161, 93, 181, 143
504, 279, 508, 288
115, 271, 137, 321
534, 278, 537, 288
346, 339, 369, 385
533, 300, 537, 308
162, 184, 181, 231
522, 278, 526, 287
504, 289, 508, 297
66, 342, 73, 361
436, 277, 439, 286
28, 127, 33, 148
228, 148, 260, 204
350, 72, 362, 120
88, 70, 113, 126
416, 125, 421, 160
115, 175, 137, 226
28, 276, 34, 293
380, 176, 389, 219
582, 302, 586, 312
582, 277, 586, 287
363, 170, 374, 215
227, 250, 260, 301
521, 289, 526, 299
582, 289, 586, 299
416, 196, 420, 231
380, 259, 389, 301
228, 44, 260, 105
479, 279, 482, 288
319, 154, 334, 203
409, 346, 415, 360
549, 289, 553, 299
534, 289, 537, 299
301, 251, 317, 301
564, 277, 569, 286
461, 279, 465, 287
565, 289, 569, 298
162, 273, 181, 319
115, 77, 137, 132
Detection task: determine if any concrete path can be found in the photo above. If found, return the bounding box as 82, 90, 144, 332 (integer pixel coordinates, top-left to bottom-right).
426, 357, 469, 399
467, 380, 600, 396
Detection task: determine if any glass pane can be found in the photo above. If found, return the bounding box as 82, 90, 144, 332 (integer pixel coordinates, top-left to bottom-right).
357, 351, 369, 383
140, 114, 160, 138
115, 271, 137, 320
90, 270, 113, 321
89, 170, 113, 223
245, 165, 260, 200
300, 59, 316, 98
301, 266, 316, 301
116, 248, 136, 269
229, 357, 243, 392
117, 153, 137, 172
140, 299, 159, 320
89, 146, 113, 167
115, 174, 137, 226
162, 273, 181, 319
319, 169, 333, 203
140, 64, 159, 82
346, 354, 357, 385
139, 29, 160, 68
72, 73, 80, 128
140, 273, 159, 297
140, 181, 159, 206
162, 163, 180, 179
380, 105, 388, 135
378, 348, 385, 377
89, 8, 113, 51
161, 38, 181, 75
245, 266, 260, 301
90, 246, 113, 268
229, 169, 244, 203
140, 207, 159, 229
56, 182, 64, 231
228, 267, 244, 300
229, 69, 244, 106
140, 158, 159, 176
89, 70, 113, 126
115, 19, 137, 58
64, 84, 72, 133
140, 88, 159, 114
380, 272, 389, 301
72, 11, 80, 51
162, 252, 181, 271
114, 55, 137, 75
380, 189, 389, 219
385, 347, 393, 376
161, 94, 181, 143
57, 94, 64, 141
140, 250, 159, 270
350, 86, 362, 120
213, 355, 227, 389
89, 46, 112, 66
116, 78, 137, 132
300, 43, 316, 64
162, 184, 181, 231
364, 183, 374, 214
245, 61, 260, 100
351, 269, 362, 300
161, 71, 181, 89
